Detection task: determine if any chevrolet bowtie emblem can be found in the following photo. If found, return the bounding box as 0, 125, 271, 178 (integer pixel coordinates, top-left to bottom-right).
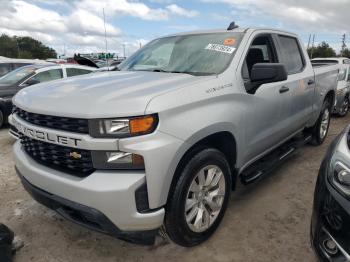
69, 151, 82, 159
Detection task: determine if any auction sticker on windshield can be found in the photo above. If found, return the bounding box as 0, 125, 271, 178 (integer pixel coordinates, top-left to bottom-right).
205, 43, 236, 54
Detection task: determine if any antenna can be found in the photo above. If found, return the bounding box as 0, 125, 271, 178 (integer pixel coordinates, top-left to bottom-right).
227, 21, 239, 30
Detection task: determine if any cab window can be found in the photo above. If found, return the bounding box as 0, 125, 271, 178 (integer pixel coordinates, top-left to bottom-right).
277, 35, 305, 74
30, 69, 63, 83
242, 34, 278, 91
66, 68, 92, 77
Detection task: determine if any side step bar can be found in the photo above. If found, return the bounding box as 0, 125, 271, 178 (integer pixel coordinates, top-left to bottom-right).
240, 134, 312, 185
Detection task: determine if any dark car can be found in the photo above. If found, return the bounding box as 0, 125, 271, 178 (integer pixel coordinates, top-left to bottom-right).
311, 125, 350, 261
0, 64, 95, 128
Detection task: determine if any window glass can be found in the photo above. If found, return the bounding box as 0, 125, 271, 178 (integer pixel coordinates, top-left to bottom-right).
343, 59, 350, 64
0, 66, 35, 85
119, 32, 244, 75
30, 69, 63, 83
278, 36, 304, 74
66, 68, 92, 77
347, 68, 350, 81
13, 63, 30, 69
0, 64, 12, 77
242, 35, 277, 80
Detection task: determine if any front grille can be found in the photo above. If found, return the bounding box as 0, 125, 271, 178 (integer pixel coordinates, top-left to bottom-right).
14, 107, 89, 134
20, 135, 95, 177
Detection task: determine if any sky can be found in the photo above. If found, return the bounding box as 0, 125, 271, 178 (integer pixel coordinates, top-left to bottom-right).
1, 0, 350, 57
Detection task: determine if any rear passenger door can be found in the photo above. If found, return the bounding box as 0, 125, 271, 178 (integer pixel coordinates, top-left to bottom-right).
275, 35, 315, 134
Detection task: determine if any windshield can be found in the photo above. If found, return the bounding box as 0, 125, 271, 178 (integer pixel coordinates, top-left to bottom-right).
0, 66, 35, 85
119, 32, 244, 75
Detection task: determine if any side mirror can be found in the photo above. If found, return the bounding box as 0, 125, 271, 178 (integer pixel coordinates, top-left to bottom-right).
250, 63, 287, 85
24, 78, 40, 86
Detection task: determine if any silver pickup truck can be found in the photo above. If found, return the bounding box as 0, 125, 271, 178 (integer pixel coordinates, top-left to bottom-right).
11, 23, 338, 246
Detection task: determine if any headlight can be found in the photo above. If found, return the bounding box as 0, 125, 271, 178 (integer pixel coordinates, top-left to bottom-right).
90, 114, 158, 138
329, 161, 350, 195
92, 151, 145, 169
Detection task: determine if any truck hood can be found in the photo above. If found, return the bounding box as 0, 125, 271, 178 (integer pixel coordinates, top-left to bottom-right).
13, 71, 209, 118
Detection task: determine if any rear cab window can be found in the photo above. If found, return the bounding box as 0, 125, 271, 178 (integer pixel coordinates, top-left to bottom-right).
277, 35, 305, 74
66, 68, 92, 77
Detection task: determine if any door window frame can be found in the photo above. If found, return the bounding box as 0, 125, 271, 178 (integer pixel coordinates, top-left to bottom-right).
239, 33, 280, 93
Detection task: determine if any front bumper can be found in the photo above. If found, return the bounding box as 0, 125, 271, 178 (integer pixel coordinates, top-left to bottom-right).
311, 129, 350, 261
14, 141, 165, 240
17, 169, 158, 245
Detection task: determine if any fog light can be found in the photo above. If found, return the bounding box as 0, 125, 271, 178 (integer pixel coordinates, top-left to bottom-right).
106, 152, 145, 169
92, 151, 145, 170
107, 152, 132, 164
337, 169, 350, 186
334, 162, 350, 186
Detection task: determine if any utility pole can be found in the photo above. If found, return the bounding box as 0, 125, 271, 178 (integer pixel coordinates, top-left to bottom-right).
310, 34, 315, 59
123, 44, 126, 58
15, 38, 20, 58
341, 34, 346, 56
103, 8, 108, 67
307, 34, 311, 50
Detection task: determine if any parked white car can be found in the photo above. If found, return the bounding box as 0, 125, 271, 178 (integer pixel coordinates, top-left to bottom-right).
312, 57, 350, 116
2, 64, 96, 129
0, 57, 52, 78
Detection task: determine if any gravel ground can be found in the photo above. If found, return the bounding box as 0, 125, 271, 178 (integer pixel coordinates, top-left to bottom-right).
0, 115, 349, 262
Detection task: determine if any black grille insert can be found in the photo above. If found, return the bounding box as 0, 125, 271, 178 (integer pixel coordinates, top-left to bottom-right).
15, 107, 89, 134
20, 135, 95, 177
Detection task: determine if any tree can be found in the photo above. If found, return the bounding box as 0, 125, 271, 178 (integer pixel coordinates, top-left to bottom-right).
341, 48, 350, 58
0, 34, 57, 59
307, 41, 336, 58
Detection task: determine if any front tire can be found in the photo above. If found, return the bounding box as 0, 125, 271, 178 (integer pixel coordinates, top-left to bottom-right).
338, 96, 349, 117
165, 148, 232, 246
310, 99, 331, 145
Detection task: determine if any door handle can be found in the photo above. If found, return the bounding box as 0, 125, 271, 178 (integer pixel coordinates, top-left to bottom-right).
307, 79, 315, 85
279, 86, 289, 93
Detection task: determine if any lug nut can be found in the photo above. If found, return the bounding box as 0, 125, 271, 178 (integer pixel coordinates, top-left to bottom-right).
323, 238, 338, 255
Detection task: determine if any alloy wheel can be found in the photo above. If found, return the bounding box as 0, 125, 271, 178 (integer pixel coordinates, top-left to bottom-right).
185, 165, 226, 233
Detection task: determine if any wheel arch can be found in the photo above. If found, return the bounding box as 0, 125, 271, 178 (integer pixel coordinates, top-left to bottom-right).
325, 90, 335, 107
165, 128, 238, 206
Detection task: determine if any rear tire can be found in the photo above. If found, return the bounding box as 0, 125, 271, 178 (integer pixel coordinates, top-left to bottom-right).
338, 96, 349, 117
310, 99, 331, 146
165, 148, 232, 246
0, 110, 4, 129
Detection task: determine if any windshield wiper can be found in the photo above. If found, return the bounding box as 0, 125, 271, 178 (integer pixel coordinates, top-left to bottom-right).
150, 69, 197, 76
133, 68, 211, 76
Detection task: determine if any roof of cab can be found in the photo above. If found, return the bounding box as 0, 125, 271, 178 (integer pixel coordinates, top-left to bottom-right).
163, 27, 298, 38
